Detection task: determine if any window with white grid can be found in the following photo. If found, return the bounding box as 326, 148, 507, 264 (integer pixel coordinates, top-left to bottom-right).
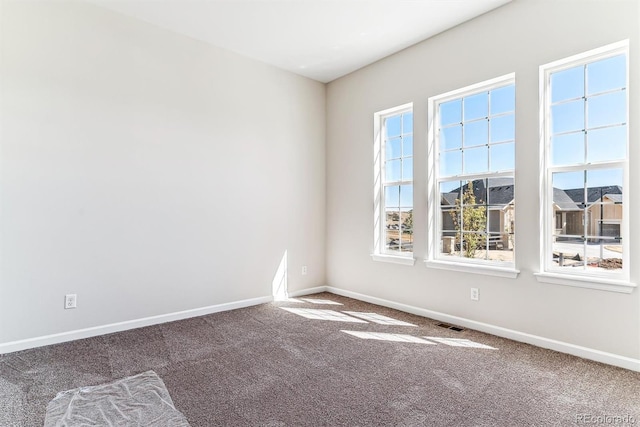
539, 41, 631, 291
428, 75, 516, 272
373, 103, 414, 264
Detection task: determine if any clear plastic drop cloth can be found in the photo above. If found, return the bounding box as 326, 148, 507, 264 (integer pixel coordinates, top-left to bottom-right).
44, 370, 191, 427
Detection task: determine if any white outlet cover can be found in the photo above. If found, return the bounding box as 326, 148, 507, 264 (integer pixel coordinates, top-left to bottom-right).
65, 294, 77, 309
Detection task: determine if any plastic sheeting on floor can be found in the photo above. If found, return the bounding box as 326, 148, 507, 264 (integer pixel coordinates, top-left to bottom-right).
44, 370, 190, 426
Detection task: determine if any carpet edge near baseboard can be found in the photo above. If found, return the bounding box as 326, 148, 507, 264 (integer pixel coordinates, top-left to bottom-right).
2, 285, 638, 372
0, 295, 273, 355
322, 285, 640, 372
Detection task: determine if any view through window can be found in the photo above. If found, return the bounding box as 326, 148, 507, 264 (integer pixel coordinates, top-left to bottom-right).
543, 42, 628, 278
375, 104, 414, 256
431, 75, 516, 267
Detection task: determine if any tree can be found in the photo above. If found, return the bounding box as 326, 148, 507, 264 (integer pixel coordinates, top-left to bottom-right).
449, 186, 486, 258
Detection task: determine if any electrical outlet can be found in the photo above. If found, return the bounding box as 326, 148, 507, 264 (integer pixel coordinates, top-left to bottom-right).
301, 266, 308, 275
470, 288, 479, 301
65, 294, 77, 309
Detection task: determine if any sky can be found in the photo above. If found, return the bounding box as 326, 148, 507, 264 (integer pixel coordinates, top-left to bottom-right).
549, 54, 626, 190
439, 84, 515, 177
384, 53, 626, 211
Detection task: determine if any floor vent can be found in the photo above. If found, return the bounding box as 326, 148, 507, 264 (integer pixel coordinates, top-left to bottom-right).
436, 322, 465, 332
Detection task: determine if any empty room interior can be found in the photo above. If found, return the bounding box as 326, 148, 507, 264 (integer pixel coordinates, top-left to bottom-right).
1, 0, 640, 425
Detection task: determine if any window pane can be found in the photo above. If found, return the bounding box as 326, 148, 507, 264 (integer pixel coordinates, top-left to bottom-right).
440, 180, 461, 195
487, 177, 514, 205
490, 85, 515, 115
461, 232, 486, 258
463, 146, 488, 174
490, 142, 514, 171
587, 91, 626, 128
441, 125, 462, 150
551, 132, 584, 166
385, 137, 401, 160
551, 100, 584, 134
487, 234, 514, 261
468, 179, 487, 204
440, 150, 462, 177
587, 54, 626, 95
464, 92, 488, 121
440, 99, 461, 126
586, 168, 623, 190
402, 135, 413, 156
551, 65, 584, 103
400, 226, 414, 252
487, 210, 501, 232
552, 171, 584, 206
440, 206, 458, 256
441, 208, 459, 232
385, 210, 401, 251
440, 182, 460, 236
402, 158, 413, 181
386, 115, 401, 137
402, 112, 413, 133
464, 120, 488, 147
461, 181, 487, 233
587, 125, 626, 163
385, 159, 401, 181
552, 239, 585, 270
400, 185, 413, 208
490, 114, 515, 143
384, 185, 400, 208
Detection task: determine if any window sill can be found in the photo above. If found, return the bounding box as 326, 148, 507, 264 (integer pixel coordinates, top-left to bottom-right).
371, 253, 416, 266
534, 272, 636, 294
424, 259, 519, 278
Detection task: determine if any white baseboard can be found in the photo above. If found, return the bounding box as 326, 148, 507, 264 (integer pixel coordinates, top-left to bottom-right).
287, 286, 330, 298
323, 286, 640, 372
0, 295, 273, 354
3, 286, 638, 372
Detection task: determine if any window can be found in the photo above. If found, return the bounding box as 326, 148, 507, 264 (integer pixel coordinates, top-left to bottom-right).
427, 75, 517, 277
538, 41, 633, 292
373, 103, 414, 265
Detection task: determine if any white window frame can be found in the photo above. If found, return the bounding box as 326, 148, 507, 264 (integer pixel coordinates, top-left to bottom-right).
426, 74, 519, 278
536, 40, 635, 293
372, 103, 415, 266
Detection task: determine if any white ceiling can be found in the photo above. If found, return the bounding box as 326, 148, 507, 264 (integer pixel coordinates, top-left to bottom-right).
89, 0, 512, 83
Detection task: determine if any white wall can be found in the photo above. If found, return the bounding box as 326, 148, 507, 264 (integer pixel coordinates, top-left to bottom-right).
0, 1, 326, 344
326, 0, 640, 359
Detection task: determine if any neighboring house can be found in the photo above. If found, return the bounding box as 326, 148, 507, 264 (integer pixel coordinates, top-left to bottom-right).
441, 178, 515, 249
554, 186, 623, 240
441, 181, 623, 248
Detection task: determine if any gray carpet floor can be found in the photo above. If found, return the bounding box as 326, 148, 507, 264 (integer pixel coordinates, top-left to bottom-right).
1, 292, 639, 426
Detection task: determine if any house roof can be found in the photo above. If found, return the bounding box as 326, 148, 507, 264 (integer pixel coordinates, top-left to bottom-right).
488, 185, 514, 205
440, 181, 623, 210
553, 188, 581, 211
441, 178, 514, 207
441, 193, 458, 206
563, 186, 622, 205
604, 193, 623, 203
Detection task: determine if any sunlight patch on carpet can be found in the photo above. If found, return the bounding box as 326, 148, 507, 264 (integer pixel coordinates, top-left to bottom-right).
300, 298, 343, 305
280, 307, 367, 323
343, 311, 417, 326
342, 330, 435, 344
425, 337, 497, 349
